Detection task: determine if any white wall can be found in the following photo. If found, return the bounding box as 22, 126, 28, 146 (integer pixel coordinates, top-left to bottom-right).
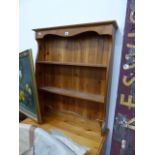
20, 0, 127, 154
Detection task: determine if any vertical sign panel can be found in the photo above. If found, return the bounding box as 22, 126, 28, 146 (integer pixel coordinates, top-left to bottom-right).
110, 0, 135, 154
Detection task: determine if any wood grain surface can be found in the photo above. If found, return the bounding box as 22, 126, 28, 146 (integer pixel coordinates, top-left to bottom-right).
22, 110, 108, 155
24, 21, 117, 155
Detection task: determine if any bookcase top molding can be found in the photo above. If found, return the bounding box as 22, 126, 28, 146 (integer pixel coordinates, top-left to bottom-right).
33, 20, 117, 39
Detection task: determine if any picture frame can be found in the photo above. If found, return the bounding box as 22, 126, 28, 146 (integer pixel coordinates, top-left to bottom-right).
19, 49, 42, 123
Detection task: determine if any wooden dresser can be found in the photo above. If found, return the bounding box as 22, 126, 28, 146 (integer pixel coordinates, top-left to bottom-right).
22, 21, 117, 155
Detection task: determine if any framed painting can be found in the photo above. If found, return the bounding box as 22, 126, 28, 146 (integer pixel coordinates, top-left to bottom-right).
19, 49, 42, 123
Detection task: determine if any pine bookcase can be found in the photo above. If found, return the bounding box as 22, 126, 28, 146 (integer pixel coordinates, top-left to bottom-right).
22, 21, 117, 155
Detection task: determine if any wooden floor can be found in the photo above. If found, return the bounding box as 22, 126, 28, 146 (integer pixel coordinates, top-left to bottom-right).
22, 110, 107, 155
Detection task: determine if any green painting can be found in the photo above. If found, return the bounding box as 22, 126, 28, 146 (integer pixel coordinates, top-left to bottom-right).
19, 49, 41, 122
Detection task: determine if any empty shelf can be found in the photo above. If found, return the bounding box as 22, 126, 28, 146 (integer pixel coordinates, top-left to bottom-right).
39, 86, 105, 103
37, 61, 107, 68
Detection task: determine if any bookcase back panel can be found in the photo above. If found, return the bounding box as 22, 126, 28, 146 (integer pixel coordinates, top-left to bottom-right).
38, 32, 111, 66
40, 92, 105, 122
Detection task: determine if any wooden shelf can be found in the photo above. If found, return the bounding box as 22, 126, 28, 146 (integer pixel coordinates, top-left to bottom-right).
37, 61, 107, 68
22, 110, 108, 155
39, 86, 105, 103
